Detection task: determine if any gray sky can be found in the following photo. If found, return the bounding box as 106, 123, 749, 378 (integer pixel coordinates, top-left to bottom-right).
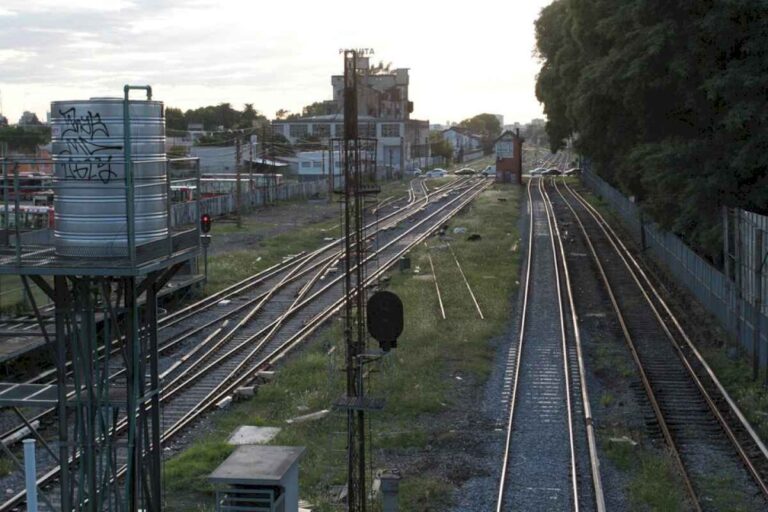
0, 0, 552, 125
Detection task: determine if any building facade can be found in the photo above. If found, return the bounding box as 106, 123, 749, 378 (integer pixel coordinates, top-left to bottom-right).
271, 56, 429, 175
272, 115, 430, 175
494, 130, 524, 184
441, 127, 482, 160
330, 56, 412, 120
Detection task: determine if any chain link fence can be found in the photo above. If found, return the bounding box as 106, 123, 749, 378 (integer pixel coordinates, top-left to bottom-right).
582, 170, 768, 368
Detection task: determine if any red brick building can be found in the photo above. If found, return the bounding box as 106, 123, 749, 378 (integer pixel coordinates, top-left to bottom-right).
494, 130, 524, 184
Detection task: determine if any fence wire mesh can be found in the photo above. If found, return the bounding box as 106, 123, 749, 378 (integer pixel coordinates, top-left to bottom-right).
582, 170, 768, 367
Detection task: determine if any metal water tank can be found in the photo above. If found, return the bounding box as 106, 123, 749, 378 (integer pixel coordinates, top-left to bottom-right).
50, 98, 167, 257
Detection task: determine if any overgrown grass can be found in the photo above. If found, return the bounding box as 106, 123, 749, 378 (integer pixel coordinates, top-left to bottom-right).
205, 217, 340, 293
699, 346, 768, 442
601, 429, 685, 511
0, 457, 14, 478
163, 184, 522, 510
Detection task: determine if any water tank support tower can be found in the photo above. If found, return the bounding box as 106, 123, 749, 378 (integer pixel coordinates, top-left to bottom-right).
0, 85, 201, 511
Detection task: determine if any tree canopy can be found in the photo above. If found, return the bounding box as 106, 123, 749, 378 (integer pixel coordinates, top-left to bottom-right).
458, 113, 502, 154
429, 131, 453, 163
166, 103, 267, 132
0, 126, 50, 153
535, 0, 768, 260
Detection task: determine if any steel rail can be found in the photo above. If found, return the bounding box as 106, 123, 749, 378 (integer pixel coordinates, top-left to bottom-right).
495, 178, 535, 511
0, 178, 477, 507
446, 243, 484, 319
424, 243, 446, 320
0, 178, 470, 449
162, 178, 493, 440
161, 179, 490, 430
538, 177, 579, 511
540, 178, 606, 511
0, 178, 489, 512
561, 178, 768, 500
550, 178, 702, 511
0, 250, 342, 452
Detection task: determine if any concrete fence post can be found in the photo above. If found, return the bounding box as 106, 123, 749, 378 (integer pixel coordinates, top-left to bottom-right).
23, 439, 37, 512
380, 470, 401, 512
753, 229, 763, 380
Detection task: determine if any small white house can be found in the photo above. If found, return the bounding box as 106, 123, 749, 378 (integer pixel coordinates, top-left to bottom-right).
441, 127, 482, 158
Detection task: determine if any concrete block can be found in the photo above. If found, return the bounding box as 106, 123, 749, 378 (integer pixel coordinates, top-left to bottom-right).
285, 409, 330, 424
1, 420, 40, 446
235, 386, 256, 399
255, 370, 276, 381
228, 425, 281, 446
216, 396, 233, 409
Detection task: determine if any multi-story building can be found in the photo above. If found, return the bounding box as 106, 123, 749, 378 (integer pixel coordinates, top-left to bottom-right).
272, 56, 430, 176
330, 57, 412, 120
272, 115, 429, 176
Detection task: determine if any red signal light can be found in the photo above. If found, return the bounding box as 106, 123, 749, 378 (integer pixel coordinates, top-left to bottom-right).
201, 214, 212, 234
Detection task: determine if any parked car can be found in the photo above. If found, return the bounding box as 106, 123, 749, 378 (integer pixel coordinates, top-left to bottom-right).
455, 167, 476, 175
564, 167, 582, 176
426, 168, 447, 178
542, 168, 562, 176
411, 168, 423, 177
529, 167, 547, 176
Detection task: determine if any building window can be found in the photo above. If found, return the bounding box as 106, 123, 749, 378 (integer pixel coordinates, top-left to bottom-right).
381, 124, 400, 137
272, 125, 285, 136
289, 124, 308, 138
313, 124, 330, 138
334, 124, 344, 137
312, 161, 322, 168
360, 123, 376, 137
301, 161, 312, 168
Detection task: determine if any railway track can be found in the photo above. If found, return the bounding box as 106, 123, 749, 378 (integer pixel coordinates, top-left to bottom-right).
0, 177, 460, 447
547, 175, 768, 510
0, 176, 491, 510
496, 176, 603, 511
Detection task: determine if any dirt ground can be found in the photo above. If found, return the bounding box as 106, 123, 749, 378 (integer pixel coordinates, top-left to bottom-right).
208, 199, 339, 256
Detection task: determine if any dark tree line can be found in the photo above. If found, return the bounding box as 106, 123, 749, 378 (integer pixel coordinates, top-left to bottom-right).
166, 103, 267, 132
535, 0, 768, 260
0, 126, 51, 153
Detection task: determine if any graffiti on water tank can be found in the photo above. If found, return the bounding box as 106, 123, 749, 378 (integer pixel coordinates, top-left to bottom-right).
56, 107, 122, 184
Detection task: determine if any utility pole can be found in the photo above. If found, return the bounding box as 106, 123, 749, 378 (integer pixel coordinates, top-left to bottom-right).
235, 135, 242, 228
322, 147, 330, 201
338, 50, 375, 512
261, 124, 268, 207
249, 134, 254, 197
269, 130, 276, 206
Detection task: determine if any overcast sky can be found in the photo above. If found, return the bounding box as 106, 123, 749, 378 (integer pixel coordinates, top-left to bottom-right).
0, 0, 552, 126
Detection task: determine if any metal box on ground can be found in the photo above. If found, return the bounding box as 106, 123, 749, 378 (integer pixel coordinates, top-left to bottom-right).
209, 445, 305, 512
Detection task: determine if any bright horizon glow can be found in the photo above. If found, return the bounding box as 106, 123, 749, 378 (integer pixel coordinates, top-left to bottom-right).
0, 0, 552, 126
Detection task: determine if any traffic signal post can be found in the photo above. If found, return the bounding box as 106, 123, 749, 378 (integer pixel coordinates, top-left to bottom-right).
201, 213, 212, 284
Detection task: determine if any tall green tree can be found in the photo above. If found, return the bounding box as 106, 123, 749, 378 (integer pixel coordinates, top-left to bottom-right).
534, 0, 768, 261
458, 113, 502, 154
429, 131, 453, 163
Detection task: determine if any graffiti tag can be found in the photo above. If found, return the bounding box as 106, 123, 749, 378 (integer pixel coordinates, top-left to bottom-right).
56, 108, 121, 184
